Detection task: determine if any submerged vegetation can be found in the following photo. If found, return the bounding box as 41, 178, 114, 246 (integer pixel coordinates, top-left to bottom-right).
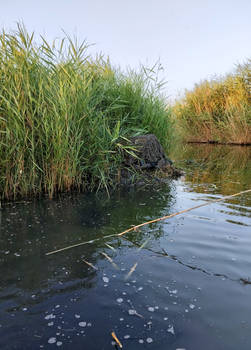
0, 25, 173, 200
173, 60, 251, 144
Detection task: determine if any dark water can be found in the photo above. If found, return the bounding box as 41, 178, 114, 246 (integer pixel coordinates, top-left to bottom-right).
0, 144, 250, 350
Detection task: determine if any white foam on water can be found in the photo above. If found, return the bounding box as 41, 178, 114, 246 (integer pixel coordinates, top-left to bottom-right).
45, 314, 56, 320
128, 309, 136, 315
167, 325, 175, 335
48, 337, 56, 344
103, 276, 109, 283
148, 307, 155, 312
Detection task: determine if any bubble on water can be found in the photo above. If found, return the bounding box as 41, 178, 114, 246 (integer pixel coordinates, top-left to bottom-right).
22, 308, 27, 311
79, 322, 87, 327
128, 309, 136, 315
75, 314, 80, 318
119, 318, 124, 321
154, 306, 159, 310
14, 253, 20, 257
87, 323, 92, 327
124, 335, 130, 339
48, 322, 54, 326
55, 305, 60, 308
56, 342, 62, 347
117, 298, 123, 303
146, 338, 153, 343
189, 304, 195, 309
164, 317, 168, 321
103, 276, 109, 283
45, 314, 56, 320
48, 337, 56, 344
148, 307, 155, 312
167, 325, 175, 335
164, 306, 169, 310
137, 287, 143, 291
139, 339, 144, 344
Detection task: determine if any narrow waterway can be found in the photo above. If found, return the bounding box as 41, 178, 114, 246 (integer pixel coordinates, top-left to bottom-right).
0, 144, 250, 350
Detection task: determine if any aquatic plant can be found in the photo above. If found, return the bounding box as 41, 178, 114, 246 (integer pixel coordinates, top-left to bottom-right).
0, 24, 173, 200
173, 59, 251, 144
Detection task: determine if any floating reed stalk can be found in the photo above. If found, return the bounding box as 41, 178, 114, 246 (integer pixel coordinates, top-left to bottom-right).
125, 262, 138, 280
46, 189, 251, 256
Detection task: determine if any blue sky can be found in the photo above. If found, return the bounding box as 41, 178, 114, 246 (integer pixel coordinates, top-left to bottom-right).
1, 0, 250, 100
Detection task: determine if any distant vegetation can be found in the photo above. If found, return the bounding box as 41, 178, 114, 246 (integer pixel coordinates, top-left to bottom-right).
173, 60, 251, 144
0, 24, 173, 200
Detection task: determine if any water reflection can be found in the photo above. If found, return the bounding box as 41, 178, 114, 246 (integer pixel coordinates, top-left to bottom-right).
0, 145, 251, 349
171, 144, 251, 194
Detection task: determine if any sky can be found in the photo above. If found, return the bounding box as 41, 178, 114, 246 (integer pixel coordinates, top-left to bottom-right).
1, 0, 251, 100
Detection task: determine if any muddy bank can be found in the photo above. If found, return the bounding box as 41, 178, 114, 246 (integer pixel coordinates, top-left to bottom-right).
187, 140, 251, 146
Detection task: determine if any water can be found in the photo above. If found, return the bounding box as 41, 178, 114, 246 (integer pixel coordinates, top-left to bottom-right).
0, 144, 250, 350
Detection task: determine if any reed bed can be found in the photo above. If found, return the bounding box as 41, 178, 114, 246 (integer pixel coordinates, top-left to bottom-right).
0, 24, 173, 200
173, 60, 251, 144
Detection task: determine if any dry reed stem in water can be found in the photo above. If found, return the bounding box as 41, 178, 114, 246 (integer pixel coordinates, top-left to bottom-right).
101, 252, 119, 270
82, 259, 98, 270
125, 262, 138, 280
111, 331, 123, 348
45, 189, 251, 256
105, 243, 116, 251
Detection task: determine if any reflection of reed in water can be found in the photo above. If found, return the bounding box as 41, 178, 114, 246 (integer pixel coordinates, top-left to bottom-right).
171, 144, 251, 199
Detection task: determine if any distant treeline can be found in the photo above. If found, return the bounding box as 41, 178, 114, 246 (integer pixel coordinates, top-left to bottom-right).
173, 59, 251, 144
0, 25, 173, 200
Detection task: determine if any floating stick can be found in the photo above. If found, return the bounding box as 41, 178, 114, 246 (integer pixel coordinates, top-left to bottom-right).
111, 331, 122, 348
46, 189, 251, 256
105, 243, 116, 251
101, 252, 119, 270
82, 259, 98, 270
45, 234, 118, 256
125, 262, 138, 280
117, 189, 251, 237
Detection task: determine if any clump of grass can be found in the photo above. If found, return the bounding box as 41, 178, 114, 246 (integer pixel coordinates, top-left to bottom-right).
173, 60, 251, 144
0, 24, 173, 200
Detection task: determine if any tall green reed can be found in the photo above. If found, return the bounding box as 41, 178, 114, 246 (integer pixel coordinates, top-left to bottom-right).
173, 59, 251, 144
0, 24, 173, 200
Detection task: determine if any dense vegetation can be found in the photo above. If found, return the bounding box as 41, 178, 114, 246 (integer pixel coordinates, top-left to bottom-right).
173, 60, 251, 144
0, 25, 173, 200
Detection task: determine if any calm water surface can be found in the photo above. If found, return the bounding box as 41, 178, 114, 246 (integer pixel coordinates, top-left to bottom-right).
0, 145, 251, 350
